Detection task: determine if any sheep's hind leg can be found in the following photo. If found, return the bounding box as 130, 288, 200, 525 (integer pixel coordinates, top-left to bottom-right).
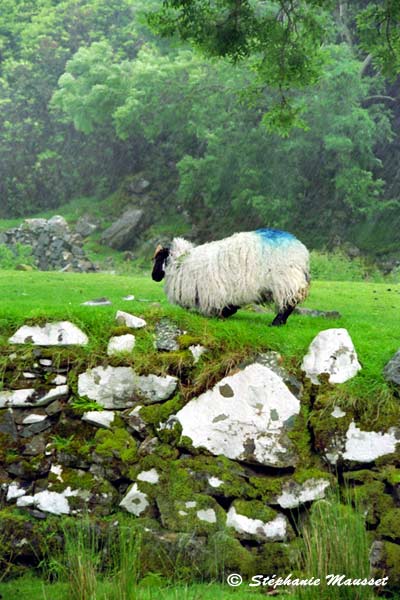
271, 304, 295, 326
221, 305, 239, 318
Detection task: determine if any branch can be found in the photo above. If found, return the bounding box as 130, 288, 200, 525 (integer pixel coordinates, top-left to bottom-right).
363, 94, 396, 103
359, 53, 373, 77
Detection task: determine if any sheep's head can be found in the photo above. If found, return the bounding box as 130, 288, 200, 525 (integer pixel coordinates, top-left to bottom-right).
152, 244, 170, 281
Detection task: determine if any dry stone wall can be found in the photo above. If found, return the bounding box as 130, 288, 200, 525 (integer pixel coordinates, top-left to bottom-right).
0, 216, 96, 272
0, 316, 400, 586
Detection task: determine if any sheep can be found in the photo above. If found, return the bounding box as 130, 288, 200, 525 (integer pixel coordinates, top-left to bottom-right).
151, 228, 310, 325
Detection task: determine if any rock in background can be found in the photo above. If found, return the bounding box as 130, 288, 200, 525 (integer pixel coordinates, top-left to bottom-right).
0, 216, 96, 272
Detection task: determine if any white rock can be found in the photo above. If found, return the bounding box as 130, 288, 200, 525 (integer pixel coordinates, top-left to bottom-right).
226, 507, 287, 541
53, 375, 67, 385
277, 478, 330, 509
81, 298, 112, 306
301, 328, 361, 384
39, 359, 52, 366
119, 483, 149, 515
17, 495, 34, 508
0, 385, 68, 408
136, 374, 178, 403
197, 509, 217, 523
331, 406, 346, 418
82, 410, 115, 429
178, 510, 188, 516
78, 366, 177, 408
7, 483, 27, 501
9, 321, 88, 346
122, 295, 135, 301
208, 477, 223, 488
107, 334, 136, 356
189, 345, 207, 364
50, 465, 63, 481
28, 491, 70, 515
78, 366, 136, 409
342, 422, 399, 463
137, 469, 159, 484
0, 389, 36, 408
174, 364, 300, 467
62, 486, 90, 501
23, 372, 36, 379
185, 501, 197, 508
115, 310, 146, 329
22, 414, 47, 425
35, 385, 69, 406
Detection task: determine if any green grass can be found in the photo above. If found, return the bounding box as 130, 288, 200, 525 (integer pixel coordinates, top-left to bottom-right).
0, 270, 399, 408
297, 493, 373, 600
0, 578, 264, 600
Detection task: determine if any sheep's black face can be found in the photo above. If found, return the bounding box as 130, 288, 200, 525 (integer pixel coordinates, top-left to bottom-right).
152, 246, 170, 282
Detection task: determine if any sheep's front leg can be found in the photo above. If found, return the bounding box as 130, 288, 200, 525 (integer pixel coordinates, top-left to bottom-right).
271, 304, 295, 326
221, 305, 239, 318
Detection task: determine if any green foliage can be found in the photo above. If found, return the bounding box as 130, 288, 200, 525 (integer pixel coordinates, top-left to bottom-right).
1, 0, 400, 260
310, 250, 388, 282
0, 244, 34, 269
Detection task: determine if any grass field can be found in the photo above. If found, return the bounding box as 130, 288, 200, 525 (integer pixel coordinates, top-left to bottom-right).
0, 270, 399, 406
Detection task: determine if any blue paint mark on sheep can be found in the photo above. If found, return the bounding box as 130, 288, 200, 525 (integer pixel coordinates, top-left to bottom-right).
255, 228, 296, 245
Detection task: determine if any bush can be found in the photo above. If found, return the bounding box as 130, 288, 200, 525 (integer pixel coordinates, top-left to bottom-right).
0, 244, 35, 270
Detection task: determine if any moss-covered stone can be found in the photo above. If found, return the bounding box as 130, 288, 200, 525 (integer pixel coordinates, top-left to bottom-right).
205, 531, 256, 578
377, 509, 400, 542
157, 492, 225, 535
370, 540, 400, 589
231, 499, 277, 523
309, 393, 353, 459
349, 480, 395, 527
177, 455, 253, 498
93, 427, 138, 464
0, 508, 58, 578
139, 393, 185, 429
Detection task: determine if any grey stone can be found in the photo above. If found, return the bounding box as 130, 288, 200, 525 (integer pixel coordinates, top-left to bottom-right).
23, 434, 46, 456
155, 318, 182, 351
127, 178, 150, 195
45, 400, 64, 416
77, 366, 137, 409
75, 215, 98, 238
101, 208, 145, 250
294, 307, 342, 319
19, 418, 53, 437
136, 374, 178, 404
0, 409, 18, 440
383, 350, 400, 386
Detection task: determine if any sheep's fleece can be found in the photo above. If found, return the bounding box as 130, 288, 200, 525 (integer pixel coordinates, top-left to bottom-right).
163, 229, 310, 316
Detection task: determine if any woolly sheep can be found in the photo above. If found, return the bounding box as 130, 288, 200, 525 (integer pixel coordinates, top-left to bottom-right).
152, 228, 310, 326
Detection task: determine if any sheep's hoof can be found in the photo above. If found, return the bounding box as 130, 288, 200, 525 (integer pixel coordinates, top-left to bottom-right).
270, 316, 287, 326
221, 305, 239, 318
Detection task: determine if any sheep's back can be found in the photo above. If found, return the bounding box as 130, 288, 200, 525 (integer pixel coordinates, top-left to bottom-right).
165, 230, 310, 314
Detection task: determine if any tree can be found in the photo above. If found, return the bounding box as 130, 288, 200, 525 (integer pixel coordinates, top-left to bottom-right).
148, 1, 400, 130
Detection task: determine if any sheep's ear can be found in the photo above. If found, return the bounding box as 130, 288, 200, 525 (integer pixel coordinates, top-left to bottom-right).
153, 244, 164, 260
